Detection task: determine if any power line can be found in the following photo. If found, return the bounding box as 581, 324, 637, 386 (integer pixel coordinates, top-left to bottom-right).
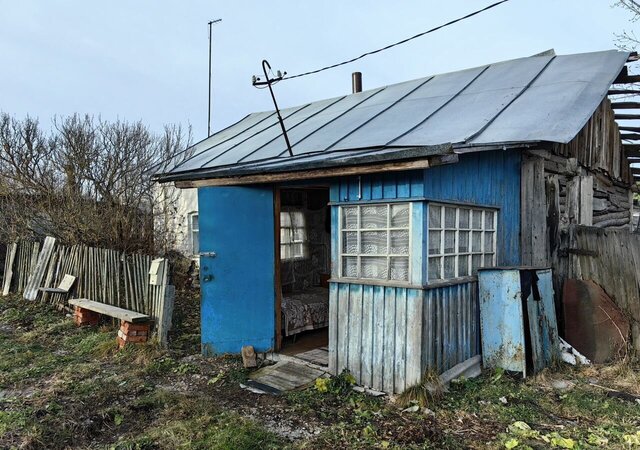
282, 0, 512, 81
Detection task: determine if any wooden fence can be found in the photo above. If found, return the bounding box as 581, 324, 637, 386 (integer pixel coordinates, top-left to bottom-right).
554, 224, 640, 351
1, 239, 175, 347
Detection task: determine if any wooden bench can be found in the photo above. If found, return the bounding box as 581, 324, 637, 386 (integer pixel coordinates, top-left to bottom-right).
39, 274, 77, 295
68, 298, 151, 348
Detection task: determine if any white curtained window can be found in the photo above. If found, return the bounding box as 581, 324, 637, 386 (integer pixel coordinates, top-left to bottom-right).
280, 211, 308, 260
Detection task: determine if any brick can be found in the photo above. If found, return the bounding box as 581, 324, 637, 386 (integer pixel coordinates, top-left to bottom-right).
120, 321, 150, 333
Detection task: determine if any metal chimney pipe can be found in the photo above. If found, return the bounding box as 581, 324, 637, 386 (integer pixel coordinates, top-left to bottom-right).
352, 72, 362, 93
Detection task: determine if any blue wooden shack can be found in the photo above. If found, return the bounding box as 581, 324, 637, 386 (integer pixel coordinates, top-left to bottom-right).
155, 50, 637, 393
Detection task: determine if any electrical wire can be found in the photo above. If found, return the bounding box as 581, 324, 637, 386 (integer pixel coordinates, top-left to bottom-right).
281, 0, 512, 81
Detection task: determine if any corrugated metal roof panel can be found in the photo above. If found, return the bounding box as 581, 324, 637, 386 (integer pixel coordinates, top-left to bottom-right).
157, 50, 628, 182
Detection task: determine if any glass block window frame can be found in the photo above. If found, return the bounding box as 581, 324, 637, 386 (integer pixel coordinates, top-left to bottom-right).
428, 203, 497, 281
339, 202, 412, 282
280, 211, 308, 260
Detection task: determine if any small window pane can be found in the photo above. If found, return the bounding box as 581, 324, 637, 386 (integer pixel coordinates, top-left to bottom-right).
281, 228, 290, 244
343, 231, 358, 253
342, 207, 358, 229
428, 257, 441, 281
429, 230, 441, 255
390, 257, 409, 281
484, 232, 494, 252
191, 214, 199, 230
472, 231, 482, 252
444, 231, 456, 254
293, 243, 305, 257
193, 231, 199, 255
484, 254, 494, 267
444, 256, 456, 279
459, 209, 469, 229
390, 204, 410, 228
342, 256, 358, 278
485, 211, 495, 230
458, 231, 469, 253
293, 228, 306, 241
361, 256, 388, 279
361, 205, 387, 229
472, 210, 482, 230
361, 231, 387, 254
429, 205, 441, 228
390, 230, 409, 255
472, 254, 482, 274
291, 212, 305, 227
281, 212, 292, 227
444, 207, 456, 228
458, 255, 469, 276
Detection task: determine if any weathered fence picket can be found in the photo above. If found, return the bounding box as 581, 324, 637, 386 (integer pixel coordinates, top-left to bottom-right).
1, 239, 175, 347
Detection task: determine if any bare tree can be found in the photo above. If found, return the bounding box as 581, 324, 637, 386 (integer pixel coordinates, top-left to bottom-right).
0, 113, 192, 253
615, 0, 640, 50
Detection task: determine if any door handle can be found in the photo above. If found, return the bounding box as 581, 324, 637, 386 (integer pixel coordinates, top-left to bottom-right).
203, 275, 214, 282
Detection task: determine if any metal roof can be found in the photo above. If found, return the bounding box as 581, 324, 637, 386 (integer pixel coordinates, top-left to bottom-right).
157, 50, 629, 182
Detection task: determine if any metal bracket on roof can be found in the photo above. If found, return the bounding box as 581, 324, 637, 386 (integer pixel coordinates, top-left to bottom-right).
252, 60, 294, 157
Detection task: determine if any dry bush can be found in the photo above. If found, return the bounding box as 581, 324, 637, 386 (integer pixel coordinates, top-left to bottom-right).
0, 113, 192, 253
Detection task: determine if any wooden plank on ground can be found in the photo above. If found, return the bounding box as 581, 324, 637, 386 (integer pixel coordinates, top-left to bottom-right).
24, 237, 56, 301
68, 298, 150, 322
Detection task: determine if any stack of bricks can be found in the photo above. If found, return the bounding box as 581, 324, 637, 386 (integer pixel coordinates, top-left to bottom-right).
73, 306, 100, 326
117, 321, 150, 348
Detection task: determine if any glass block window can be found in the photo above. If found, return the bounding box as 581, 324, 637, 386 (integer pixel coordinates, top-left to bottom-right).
281, 211, 308, 260
428, 204, 497, 281
339, 203, 411, 282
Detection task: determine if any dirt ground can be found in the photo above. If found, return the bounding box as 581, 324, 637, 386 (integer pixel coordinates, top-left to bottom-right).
1, 291, 639, 449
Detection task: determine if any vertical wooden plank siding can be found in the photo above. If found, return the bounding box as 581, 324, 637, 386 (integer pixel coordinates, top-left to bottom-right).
329, 283, 426, 393
521, 154, 547, 266
424, 150, 521, 265
422, 281, 480, 373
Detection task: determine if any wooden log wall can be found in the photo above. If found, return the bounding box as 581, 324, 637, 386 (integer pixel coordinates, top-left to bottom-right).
532, 99, 634, 232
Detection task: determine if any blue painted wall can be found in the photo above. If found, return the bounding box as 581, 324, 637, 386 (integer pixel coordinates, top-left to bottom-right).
423, 150, 521, 266
198, 186, 276, 355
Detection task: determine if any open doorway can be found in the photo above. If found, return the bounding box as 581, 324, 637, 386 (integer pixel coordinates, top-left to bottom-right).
276, 187, 330, 366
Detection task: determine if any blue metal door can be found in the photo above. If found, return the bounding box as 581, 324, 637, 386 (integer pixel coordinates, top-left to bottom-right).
198, 186, 276, 355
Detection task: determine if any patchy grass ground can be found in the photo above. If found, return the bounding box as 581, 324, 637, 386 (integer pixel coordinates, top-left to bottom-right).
1, 293, 639, 449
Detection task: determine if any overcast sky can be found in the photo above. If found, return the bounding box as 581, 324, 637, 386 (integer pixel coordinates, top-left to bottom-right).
0, 1, 636, 141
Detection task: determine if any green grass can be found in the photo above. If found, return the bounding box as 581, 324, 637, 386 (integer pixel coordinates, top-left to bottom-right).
1, 293, 639, 449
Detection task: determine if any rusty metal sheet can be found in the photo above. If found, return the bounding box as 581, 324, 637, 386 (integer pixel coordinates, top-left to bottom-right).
563, 279, 630, 363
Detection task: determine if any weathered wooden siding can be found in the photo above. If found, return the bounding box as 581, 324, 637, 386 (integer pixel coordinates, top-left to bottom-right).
422, 281, 480, 373
330, 169, 424, 203
541, 98, 633, 231
329, 280, 481, 393
555, 98, 632, 184
423, 150, 522, 266
329, 282, 424, 393
555, 225, 640, 351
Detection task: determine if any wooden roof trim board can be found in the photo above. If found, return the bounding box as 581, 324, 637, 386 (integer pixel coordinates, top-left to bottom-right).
174, 153, 458, 188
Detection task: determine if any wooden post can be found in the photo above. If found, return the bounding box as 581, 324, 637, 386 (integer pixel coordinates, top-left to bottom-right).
274, 186, 283, 351
521, 154, 547, 266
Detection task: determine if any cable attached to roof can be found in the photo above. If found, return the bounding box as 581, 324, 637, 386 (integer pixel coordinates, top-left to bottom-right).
280, 0, 512, 81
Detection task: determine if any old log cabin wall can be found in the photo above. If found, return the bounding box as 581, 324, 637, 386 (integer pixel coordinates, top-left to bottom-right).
520, 98, 640, 349
329, 150, 521, 393
521, 98, 635, 267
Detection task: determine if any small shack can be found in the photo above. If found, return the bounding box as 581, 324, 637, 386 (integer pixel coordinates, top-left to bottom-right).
155, 50, 637, 393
